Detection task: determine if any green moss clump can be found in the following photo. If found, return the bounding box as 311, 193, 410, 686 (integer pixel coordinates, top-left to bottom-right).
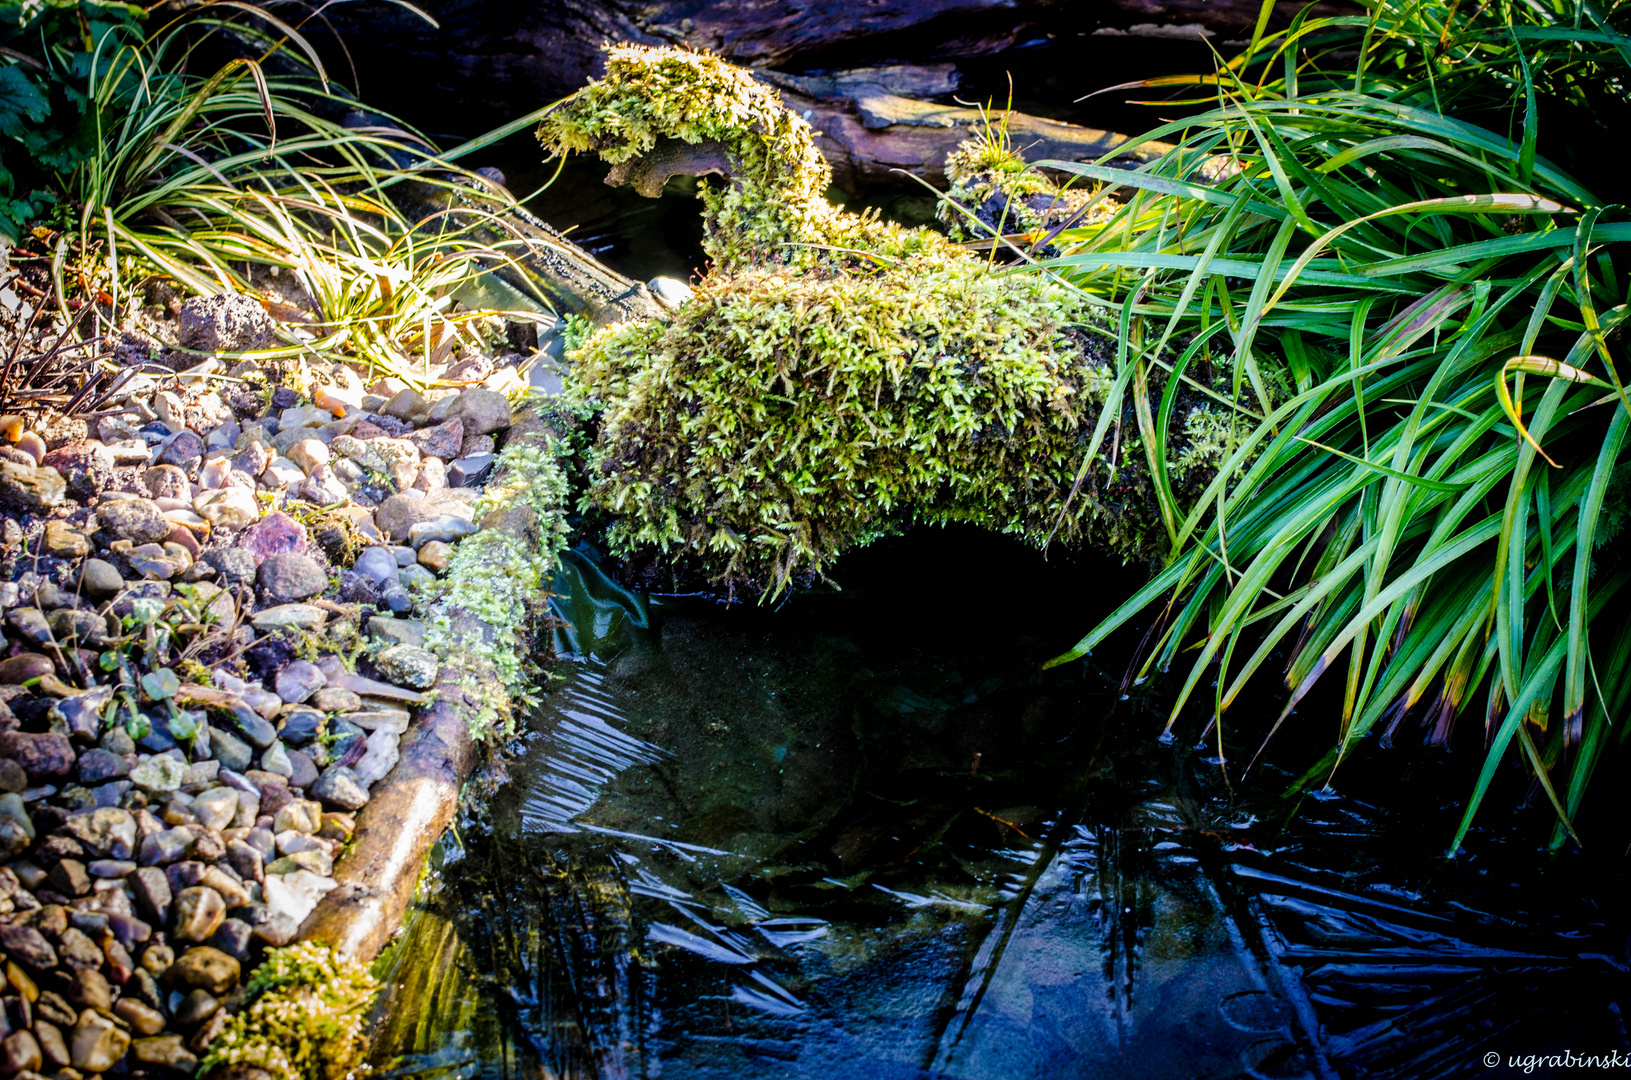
199, 942, 378, 1080
938, 134, 1116, 244
543, 45, 1260, 596
422, 430, 572, 737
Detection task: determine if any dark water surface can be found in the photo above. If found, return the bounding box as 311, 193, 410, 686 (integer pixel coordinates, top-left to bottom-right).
366, 529, 1629, 1080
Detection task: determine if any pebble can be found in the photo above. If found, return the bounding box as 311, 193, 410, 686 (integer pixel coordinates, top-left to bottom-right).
445, 388, 512, 435
97, 497, 171, 543
373, 644, 439, 689
44, 520, 92, 558
263, 867, 338, 925
274, 659, 327, 704
250, 604, 327, 632
194, 486, 259, 529
310, 765, 369, 810
167, 945, 239, 994
258, 551, 328, 603
354, 545, 400, 586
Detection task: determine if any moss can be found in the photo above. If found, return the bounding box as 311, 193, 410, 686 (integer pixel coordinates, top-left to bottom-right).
421, 431, 572, 737
938, 134, 1116, 245
199, 942, 378, 1080
543, 45, 1269, 596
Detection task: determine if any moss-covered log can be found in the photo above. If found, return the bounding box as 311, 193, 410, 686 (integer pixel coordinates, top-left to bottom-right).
537, 46, 1269, 596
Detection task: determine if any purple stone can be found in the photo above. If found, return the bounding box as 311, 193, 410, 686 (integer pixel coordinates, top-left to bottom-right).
235, 511, 308, 559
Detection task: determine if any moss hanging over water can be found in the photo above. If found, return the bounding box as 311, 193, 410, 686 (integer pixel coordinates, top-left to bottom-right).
540, 46, 1259, 595
199, 942, 378, 1080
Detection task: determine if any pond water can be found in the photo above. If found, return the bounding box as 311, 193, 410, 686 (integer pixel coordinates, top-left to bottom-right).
365, 528, 1629, 1080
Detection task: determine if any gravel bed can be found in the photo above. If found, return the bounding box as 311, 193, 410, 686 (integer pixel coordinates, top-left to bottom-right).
0, 292, 521, 1078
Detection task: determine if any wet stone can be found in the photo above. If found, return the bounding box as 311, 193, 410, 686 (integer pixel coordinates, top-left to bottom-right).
0, 652, 54, 684
114, 998, 166, 1036
57, 926, 103, 969
45, 520, 93, 559
133, 1033, 198, 1071
277, 709, 324, 746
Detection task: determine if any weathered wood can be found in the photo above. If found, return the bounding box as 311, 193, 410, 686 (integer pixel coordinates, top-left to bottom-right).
297, 408, 556, 964
761, 70, 1171, 189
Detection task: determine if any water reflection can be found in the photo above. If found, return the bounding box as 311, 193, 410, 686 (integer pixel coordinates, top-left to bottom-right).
370, 536, 1629, 1080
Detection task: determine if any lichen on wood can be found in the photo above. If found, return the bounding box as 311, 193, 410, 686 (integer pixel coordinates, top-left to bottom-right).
539, 45, 1263, 596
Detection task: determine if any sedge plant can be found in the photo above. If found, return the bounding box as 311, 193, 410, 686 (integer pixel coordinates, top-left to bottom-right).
1038, 0, 1631, 851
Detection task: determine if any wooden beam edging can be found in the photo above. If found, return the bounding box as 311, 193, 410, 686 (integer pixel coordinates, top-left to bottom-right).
295, 407, 557, 963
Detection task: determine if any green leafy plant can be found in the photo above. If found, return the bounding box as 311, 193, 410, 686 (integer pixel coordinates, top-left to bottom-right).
1042, 0, 1631, 850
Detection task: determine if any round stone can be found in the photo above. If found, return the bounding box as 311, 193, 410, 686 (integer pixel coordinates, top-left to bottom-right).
257, 552, 328, 603
97, 497, 171, 544
79, 558, 124, 597
167, 945, 240, 994
373, 644, 439, 690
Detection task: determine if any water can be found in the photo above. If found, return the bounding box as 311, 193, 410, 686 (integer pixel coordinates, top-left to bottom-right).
365, 528, 1630, 1080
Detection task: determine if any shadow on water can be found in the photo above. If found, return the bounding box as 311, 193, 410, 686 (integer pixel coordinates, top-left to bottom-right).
368, 527, 1630, 1080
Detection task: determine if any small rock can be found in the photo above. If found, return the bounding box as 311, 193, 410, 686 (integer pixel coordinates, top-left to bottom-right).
0, 652, 55, 684
176, 292, 274, 354
194, 486, 259, 530
203, 547, 260, 584
160, 430, 205, 467
45, 520, 92, 558
0, 1030, 42, 1073
373, 644, 439, 689
346, 706, 412, 734
408, 514, 478, 547
131, 866, 172, 922
257, 551, 327, 603
173, 987, 219, 1027
137, 826, 194, 866
77, 749, 129, 784
262, 867, 338, 925
132, 1033, 198, 1071
287, 438, 330, 474
250, 604, 327, 632
0, 460, 67, 509
97, 496, 171, 543
260, 740, 294, 778
236, 511, 308, 559
352, 727, 400, 789
172, 886, 227, 942
373, 437, 422, 489
145, 462, 192, 499
374, 492, 473, 543
277, 708, 325, 745
445, 388, 512, 435
407, 417, 464, 459
114, 998, 166, 1036
78, 558, 124, 597
0, 730, 76, 783
190, 788, 239, 831
310, 686, 361, 712
353, 545, 400, 586
70, 1007, 132, 1071
207, 727, 255, 773
0, 922, 57, 968
417, 539, 453, 572
287, 748, 319, 788
130, 756, 188, 793
273, 660, 327, 705
64, 806, 139, 858
311, 765, 369, 810
447, 452, 497, 488
167, 945, 240, 994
